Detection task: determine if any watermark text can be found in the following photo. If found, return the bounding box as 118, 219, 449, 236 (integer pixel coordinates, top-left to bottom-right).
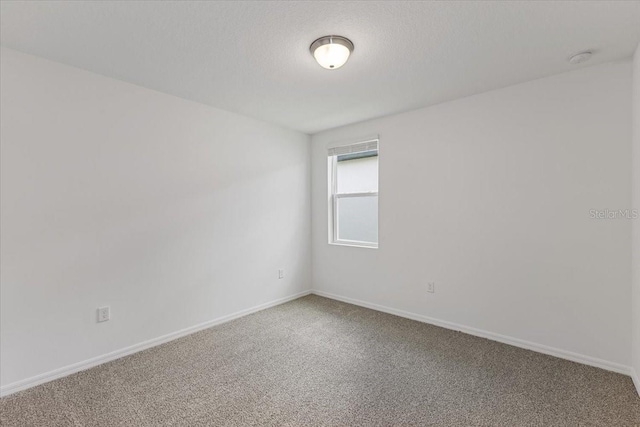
589, 209, 638, 220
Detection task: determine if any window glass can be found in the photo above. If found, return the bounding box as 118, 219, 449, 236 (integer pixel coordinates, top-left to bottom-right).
336, 154, 378, 193
336, 195, 378, 243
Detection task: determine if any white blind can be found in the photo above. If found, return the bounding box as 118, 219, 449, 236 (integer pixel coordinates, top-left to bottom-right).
328, 140, 378, 157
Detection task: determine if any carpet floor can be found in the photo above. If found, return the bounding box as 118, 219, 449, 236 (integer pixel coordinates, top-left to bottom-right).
1, 295, 639, 426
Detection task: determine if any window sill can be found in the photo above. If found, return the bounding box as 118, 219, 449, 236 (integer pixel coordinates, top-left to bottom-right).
329, 242, 378, 249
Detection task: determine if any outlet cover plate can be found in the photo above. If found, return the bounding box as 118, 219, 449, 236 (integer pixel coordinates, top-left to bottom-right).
97, 306, 110, 322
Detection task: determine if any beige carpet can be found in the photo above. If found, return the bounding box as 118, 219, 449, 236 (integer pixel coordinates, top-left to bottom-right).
1, 295, 639, 426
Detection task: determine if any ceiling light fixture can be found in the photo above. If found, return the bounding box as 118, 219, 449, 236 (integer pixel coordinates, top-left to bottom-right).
568, 50, 592, 65
310, 35, 354, 70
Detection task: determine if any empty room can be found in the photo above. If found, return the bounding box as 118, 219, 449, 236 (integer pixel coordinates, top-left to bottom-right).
1, 1, 640, 425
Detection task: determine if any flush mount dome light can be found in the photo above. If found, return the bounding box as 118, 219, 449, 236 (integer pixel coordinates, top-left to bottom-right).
310, 35, 354, 70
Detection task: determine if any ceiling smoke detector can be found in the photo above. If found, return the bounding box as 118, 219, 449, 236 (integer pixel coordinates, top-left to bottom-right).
310, 35, 354, 70
568, 50, 593, 65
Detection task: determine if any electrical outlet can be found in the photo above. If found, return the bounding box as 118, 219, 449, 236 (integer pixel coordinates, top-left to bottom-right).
97, 306, 110, 322
427, 282, 435, 293
278, 269, 284, 279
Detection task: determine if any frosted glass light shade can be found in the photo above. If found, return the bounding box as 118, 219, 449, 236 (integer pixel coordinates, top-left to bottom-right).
310, 36, 354, 70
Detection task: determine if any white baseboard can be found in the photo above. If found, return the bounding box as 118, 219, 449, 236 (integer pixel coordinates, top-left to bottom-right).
311, 290, 632, 377
3, 289, 632, 398
632, 368, 640, 397
0, 290, 311, 397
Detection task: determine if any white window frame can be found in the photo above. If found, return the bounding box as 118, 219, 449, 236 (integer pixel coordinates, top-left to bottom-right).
328, 140, 379, 249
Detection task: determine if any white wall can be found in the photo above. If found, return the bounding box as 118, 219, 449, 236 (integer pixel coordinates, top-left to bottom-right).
0, 48, 311, 388
632, 43, 640, 391
312, 60, 633, 370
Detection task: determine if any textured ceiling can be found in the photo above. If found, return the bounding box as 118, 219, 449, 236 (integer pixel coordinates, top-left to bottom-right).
1, 1, 640, 134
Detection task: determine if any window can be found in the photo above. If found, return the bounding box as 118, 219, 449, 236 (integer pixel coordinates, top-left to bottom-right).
328, 140, 378, 248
